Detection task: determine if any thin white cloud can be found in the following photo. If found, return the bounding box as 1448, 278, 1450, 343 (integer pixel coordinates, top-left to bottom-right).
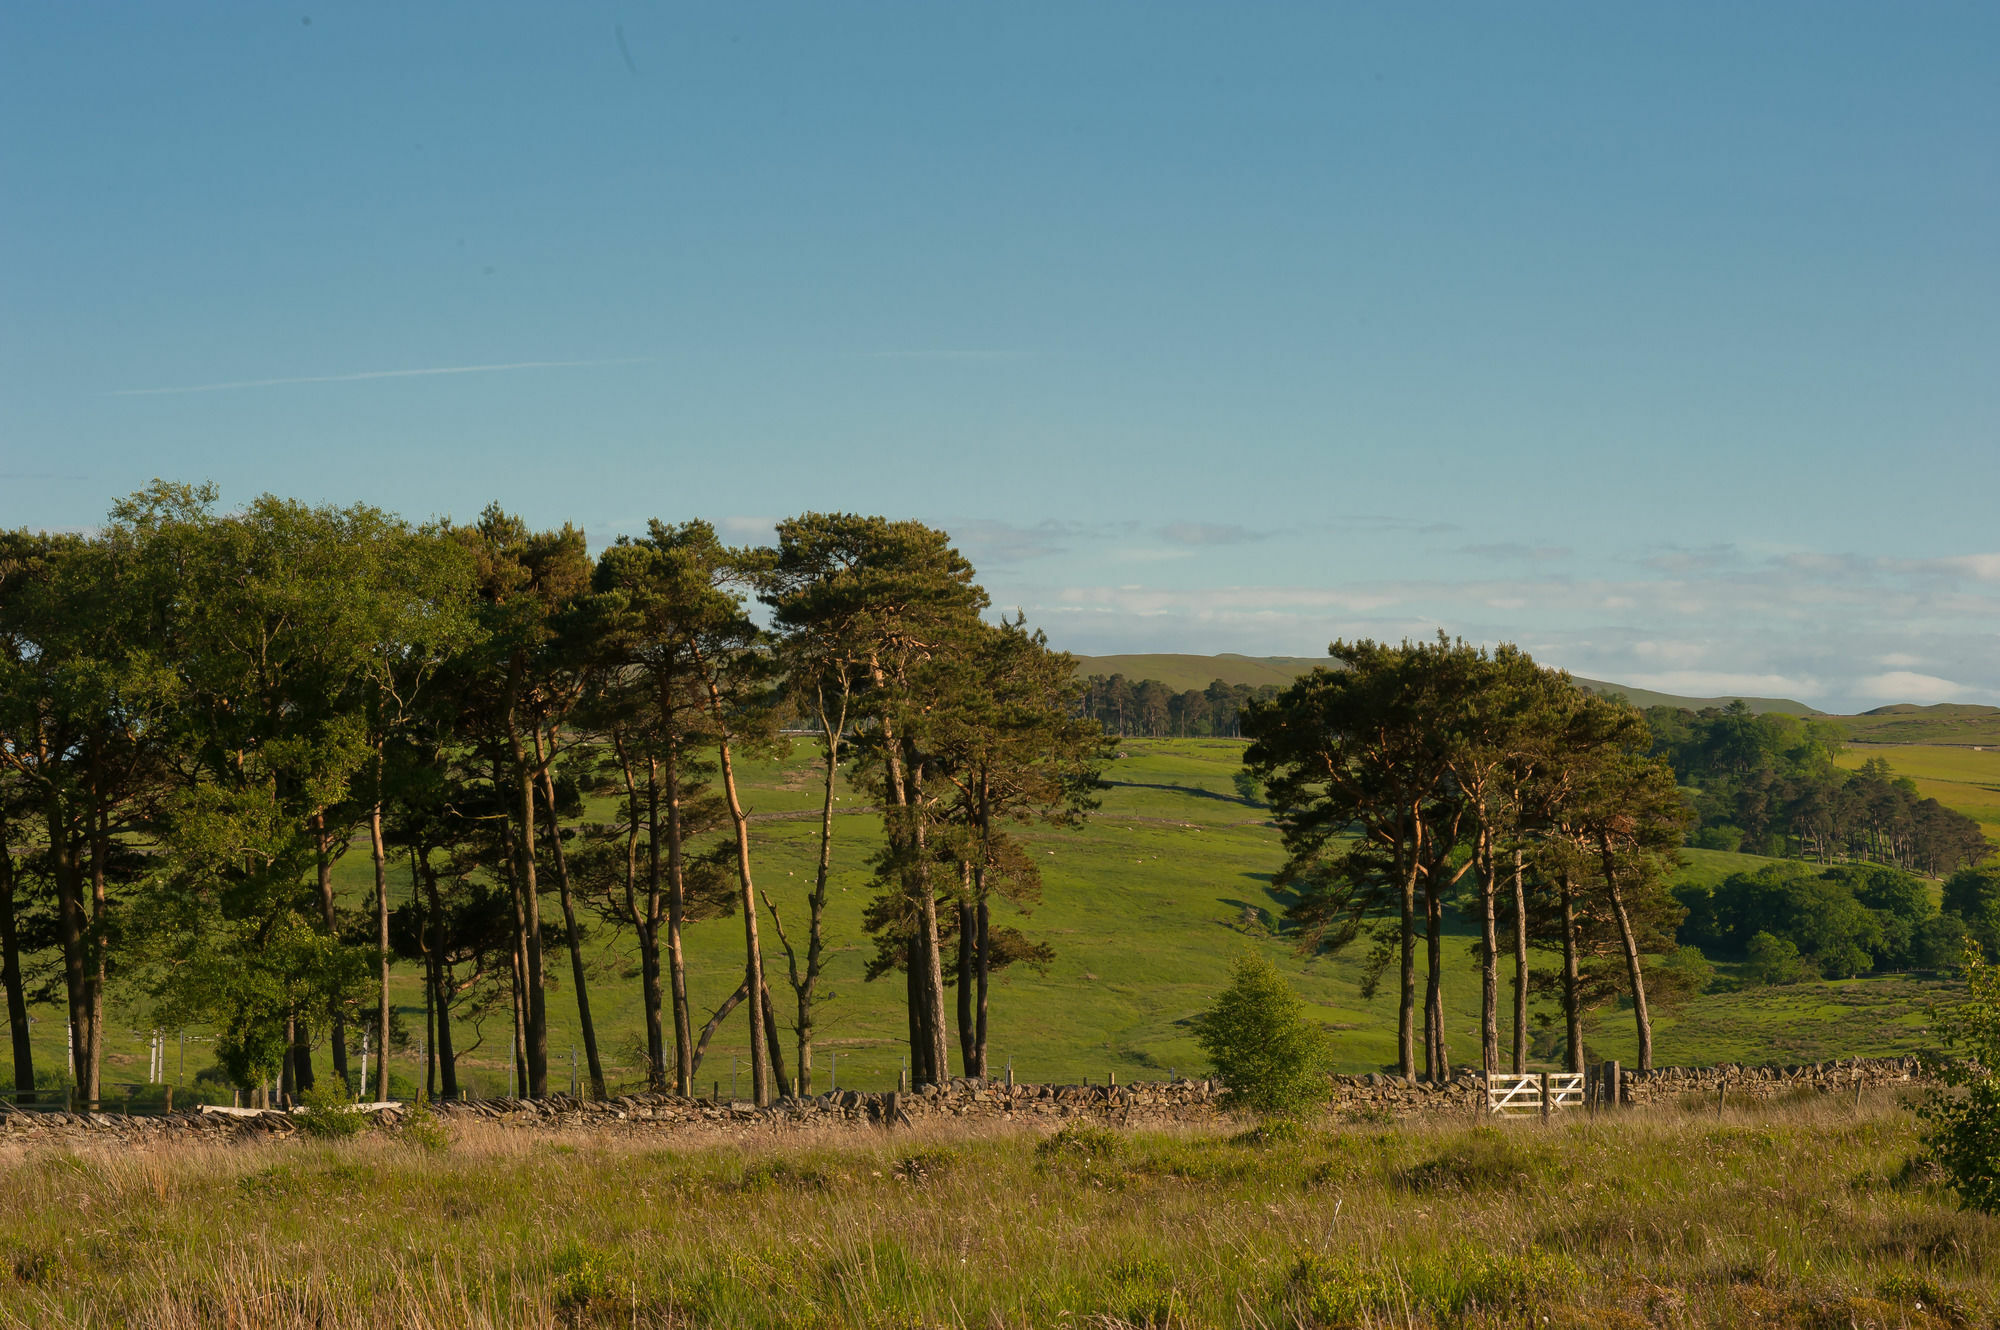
1622, 671, 1824, 700
858, 350, 1030, 361
110, 357, 651, 396
1855, 671, 1989, 704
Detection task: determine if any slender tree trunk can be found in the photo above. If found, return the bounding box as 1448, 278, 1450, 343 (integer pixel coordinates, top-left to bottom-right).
1478, 829, 1499, 1075
1559, 870, 1583, 1074
1396, 813, 1419, 1078
956, 887, 976, 1078
0, 813, 36, 1104
709, 712, 770, 1108
1511, 850, 1529, 1074
432, 958, 459, 1102
661, 751, 693, 1095
690, 979, 749, 1087
1598, 834, 1656, 1072
793, 688, 846, 1096
974, 896, 992, 1078
281, 1016, 296, 1105
905, 760, 951, 1088
514, 762, 548, 1098
369, 801, 391, 1099
535, 735, 606, 1099
509, 940, 529, 1098
1424, 862, 1448, 1081
48, 810, 88, 1108
86, 797, 110, 1110
759, 976, 792, 1098
315, 810, 347, 1084
616, 734, 666, 1091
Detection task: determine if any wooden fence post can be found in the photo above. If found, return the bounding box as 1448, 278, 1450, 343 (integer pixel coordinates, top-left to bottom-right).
1716, 1077, 1726, 1119
1539, 1072, 1551, 1122
1603, 1060, 1621, 1110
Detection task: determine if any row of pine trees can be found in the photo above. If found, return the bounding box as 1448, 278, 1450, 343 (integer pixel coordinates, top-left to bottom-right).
0, 486, 1100, 1109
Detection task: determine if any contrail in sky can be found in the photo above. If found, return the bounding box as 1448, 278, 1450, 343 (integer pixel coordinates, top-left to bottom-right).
110, 357, 651, 396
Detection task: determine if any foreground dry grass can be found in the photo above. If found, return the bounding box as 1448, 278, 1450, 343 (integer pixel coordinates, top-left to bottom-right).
1, 1094, 1994, 1328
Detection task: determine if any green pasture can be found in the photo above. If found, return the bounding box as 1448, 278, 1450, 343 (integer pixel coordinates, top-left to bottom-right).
8, 738, 1982, 1103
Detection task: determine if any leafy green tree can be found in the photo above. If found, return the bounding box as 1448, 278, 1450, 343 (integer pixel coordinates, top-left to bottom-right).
0, 521, 178, 1109
1243, 639, 1466, 1079
1943, 865, 2000, 960
1917, 942, 2000, 1213
836, 521, 988, 1089
927, 616, 1104, 1077
1190, 952, 1334, 1117
1745, 932, 1808, 985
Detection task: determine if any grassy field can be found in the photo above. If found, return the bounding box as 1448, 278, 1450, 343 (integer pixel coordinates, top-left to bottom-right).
7, 740, 1979, 1103
0, 1097, 1992, 1327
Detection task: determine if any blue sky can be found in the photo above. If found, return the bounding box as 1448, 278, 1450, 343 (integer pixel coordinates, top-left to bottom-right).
3, 4, 1995, 710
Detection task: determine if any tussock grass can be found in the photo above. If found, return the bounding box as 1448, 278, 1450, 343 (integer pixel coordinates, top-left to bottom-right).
0, 1097, 1993, 1327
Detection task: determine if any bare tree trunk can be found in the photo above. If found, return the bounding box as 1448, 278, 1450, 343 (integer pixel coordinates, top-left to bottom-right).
315, 810, 348, 1085
369, 800, 391, 1099
615, 734, 666, 1091
1478, 830, 1499, 1075
48, 811, 89, 1108
513, 762, 548, 1098
905, 761, 951, 1088
535, 732, 606, 1099
1423, 862, 1448, 1081
660, 752, 693, 1096
974, 896, 992, 1078
709, 711, 770, 1107
1396, 813, 1419, 1078
0, 813, 36, 1104
86, 798, 110, 1110
1598, 834, 1656, 1072
790, 687, 846, 1095
690, 979, 749, 1086
956, 891, 976, 1078
1511, 850, 1529, 1074
509, 940, 529, 1098
760, 976, 792, 1098
1559, 870, 1583, 1075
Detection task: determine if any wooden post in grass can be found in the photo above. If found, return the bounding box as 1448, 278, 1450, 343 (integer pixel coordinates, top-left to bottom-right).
1717, 1078, 1726, 1119
1539, 1072, 1551, 1122
164, 1086, 173, 1113
1603, 1060, 1620, 1110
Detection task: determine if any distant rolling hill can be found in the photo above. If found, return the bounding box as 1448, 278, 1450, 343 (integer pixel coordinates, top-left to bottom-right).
1830, 703, 2000, 746
1070, 652, 1818, 717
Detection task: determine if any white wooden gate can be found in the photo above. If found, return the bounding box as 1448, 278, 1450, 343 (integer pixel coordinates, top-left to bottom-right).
1486, 1072, 1585, 1115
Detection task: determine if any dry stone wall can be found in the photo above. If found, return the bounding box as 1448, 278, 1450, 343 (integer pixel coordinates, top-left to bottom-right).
0, 1057, 1926, 1149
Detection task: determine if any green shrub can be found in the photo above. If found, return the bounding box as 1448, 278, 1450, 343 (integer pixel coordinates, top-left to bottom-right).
1917, 942, 2000, 1214
296, 1083, 367, 1139
396, 1100, 451, 1153
1189, 952, 1334, 1117
548, 1238, 623, 1313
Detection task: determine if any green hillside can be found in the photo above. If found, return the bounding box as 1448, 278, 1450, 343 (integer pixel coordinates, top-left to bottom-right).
14, 740, 1963, 1105
1827, 703, 2000, 746
1071, 652, 1818, 716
